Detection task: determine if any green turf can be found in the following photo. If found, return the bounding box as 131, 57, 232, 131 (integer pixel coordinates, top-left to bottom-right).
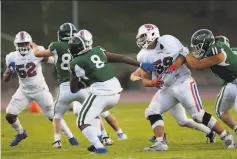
1, 99, 237, 159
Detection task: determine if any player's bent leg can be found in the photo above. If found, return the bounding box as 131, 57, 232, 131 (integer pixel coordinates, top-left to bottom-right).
6, 89, 30, 147
72, 101, 83, 116
169, 103, 215, 143
101, 111, 128, 140
77, 93, 120, 153
100, 118, 114, 146
34, 88, 78, 148
215, 83, 237, 135
177, 78, 235, 148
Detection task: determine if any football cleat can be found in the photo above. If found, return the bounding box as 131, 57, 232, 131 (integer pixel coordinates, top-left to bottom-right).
144, 140, 168, 151
52, 140, 62, 149
87, 144, 96, 152
93, 147, 108, 154
222, 133, 235, 149
148, 133, 167, 143
206, 131, 216, 143
117, 133, 128, 140
103, 136, 113, 146
68, 137, 79, 146
10, 130, 27, 147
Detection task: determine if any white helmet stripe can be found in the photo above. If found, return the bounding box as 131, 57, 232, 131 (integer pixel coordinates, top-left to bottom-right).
68, 23, 73, 37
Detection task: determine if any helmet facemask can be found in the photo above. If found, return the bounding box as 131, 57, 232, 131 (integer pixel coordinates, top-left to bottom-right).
15, 42, 32, 55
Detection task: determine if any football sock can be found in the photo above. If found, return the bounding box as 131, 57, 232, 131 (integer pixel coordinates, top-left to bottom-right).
60, 119, 73, 139
220, 130, 228, 139
116, 128, 123, 135
184, 119, 211, 134
54, 134, 61, 141
101, 129, 109, 137
82, 126, 104, 149
91, 117, 102, 137
11, 118, 24, 134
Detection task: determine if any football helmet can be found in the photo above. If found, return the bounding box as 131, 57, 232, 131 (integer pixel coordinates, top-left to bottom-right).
68, 35, 87, 57
136, 24, 160, 49
215, 35, 230, 47
76, 29, 93, 49
57, 23, 78, 42
14, 31, 32, 55
191, 29, 215, 59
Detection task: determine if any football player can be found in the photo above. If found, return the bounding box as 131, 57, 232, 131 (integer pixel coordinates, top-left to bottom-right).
68, 35, 153, 153
31, 23, 84, 148
131, 24, 216, 144
173, 29, 237, 136
74, 29, 128, 144
3, 31, 78, 147
131, 24, 235, 151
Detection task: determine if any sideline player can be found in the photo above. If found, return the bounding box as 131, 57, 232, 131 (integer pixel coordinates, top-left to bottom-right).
132, 24, 235, 151
3, 31, 78, 147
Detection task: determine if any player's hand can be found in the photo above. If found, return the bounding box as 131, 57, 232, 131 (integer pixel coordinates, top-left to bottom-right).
30, 42, 37, 49
167, 64, 177, 72
8, 62, 16, 72
178, 47, 189, 57
140, 62, 157, 72
151, 78, 164, 89
131, 75, 142, 81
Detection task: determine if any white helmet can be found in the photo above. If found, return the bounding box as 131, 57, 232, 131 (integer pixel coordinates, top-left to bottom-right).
14, 31, 32, 55
136, 24, 160, 49
76, 29, 93, 49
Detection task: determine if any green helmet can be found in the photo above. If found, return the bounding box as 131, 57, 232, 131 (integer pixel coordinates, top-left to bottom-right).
215, 35, 230, 47
191, 29, 215, 59
68, 35, 87, 57
57, 23, 77, 42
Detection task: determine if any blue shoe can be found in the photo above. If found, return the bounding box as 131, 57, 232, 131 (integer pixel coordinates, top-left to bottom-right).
94, 147, 108, 154
68, 137, 79, 146
10, 131, 27, 147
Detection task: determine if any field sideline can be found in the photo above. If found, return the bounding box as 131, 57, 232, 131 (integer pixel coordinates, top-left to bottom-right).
1, 99, 237, 159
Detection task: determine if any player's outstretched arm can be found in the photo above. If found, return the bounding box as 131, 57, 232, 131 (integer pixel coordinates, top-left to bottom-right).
130, 68, 142, 81
31, 43, 53, 57
104, 52, 140, 67
184, 54, 224, 69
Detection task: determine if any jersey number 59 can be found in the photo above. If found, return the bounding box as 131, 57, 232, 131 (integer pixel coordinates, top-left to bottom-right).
155, 56, 173, 75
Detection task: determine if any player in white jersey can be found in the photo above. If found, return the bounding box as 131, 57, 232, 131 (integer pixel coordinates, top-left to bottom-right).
134, 47, 216, 143
3, 31, 79, 147
131, 24, 235, 150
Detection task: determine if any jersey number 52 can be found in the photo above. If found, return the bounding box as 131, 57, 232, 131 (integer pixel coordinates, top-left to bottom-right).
16, 62, 37, 78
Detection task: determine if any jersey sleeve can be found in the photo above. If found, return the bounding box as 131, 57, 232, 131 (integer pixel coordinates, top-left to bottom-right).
48, 42, 58, 54
5, 53, 14, 67
206, 42, 223, 56
137, 50, 145, 62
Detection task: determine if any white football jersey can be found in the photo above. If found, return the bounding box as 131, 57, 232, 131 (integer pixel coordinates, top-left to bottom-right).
5, 46, 48, 89
137, 35, 191, 86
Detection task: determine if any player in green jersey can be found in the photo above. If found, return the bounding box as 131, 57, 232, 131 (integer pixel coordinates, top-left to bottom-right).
68, 35, 153, 154
31, 23, 82, 148
171, 29, 237, 139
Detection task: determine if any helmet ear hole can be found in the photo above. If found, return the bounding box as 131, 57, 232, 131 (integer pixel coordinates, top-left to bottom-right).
152, 33, 155, 36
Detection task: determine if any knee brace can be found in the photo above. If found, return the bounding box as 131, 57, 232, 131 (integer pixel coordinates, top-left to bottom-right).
148, 114, 164, 129
192, 111, 217, 129
100, 111, 110, 118
5, 114, 17, 124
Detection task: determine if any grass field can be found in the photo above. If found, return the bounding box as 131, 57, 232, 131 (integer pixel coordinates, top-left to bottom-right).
1, 99, 237, 159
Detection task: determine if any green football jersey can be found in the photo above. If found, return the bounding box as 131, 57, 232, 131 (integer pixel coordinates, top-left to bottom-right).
49, 41, 72, 85
70, 46, 114, 86
205, 41, 237, 82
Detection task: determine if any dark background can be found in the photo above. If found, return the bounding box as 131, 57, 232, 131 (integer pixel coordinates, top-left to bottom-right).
1, 1, 237, 105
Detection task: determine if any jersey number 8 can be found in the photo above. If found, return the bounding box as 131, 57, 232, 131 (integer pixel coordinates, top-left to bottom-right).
61, 53, 72, 70
91, 55, 105, 68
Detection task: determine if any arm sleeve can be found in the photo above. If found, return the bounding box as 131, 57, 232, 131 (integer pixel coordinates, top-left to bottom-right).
48, 43, 57, 54
5, 54, 10, 67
